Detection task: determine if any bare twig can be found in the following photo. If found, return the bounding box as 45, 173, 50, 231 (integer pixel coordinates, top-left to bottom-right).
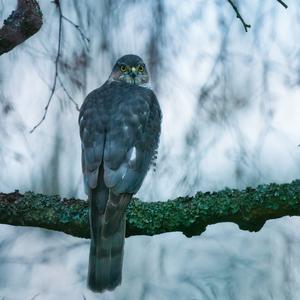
58, 75, 80, 111
30, 293, 40, 300
226, 0, 287, 32
227, 0, 251, 32
30, 1, 63, 133
61, 15, 90, 49
276, 0, 288, 9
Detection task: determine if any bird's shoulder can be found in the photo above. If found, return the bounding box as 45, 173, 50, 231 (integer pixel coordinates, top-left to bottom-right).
79, 80, 161, 128
82, 80, 157, 107
80, 81, 111, 108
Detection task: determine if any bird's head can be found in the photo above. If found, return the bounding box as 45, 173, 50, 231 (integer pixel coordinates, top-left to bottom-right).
109, 54, 149, 86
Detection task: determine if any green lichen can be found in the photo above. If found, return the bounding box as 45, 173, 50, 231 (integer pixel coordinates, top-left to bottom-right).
0, 180, 300, 239
0, 0, 43, 55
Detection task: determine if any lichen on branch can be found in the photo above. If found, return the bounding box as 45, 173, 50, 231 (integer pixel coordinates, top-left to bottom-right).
0, 180, 300, 239
0, 0, 43, 55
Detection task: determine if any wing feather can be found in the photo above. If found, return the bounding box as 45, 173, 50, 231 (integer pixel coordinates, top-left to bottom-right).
80, 89, 106, 190
80, 81, 161, 195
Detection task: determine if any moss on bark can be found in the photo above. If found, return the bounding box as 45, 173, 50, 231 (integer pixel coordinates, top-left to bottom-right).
1, 180, 300, 238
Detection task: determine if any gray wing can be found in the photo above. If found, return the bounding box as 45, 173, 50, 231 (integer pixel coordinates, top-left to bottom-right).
79, 88, 106, 192
79, 82, 161, 195
103, 85, 161, 194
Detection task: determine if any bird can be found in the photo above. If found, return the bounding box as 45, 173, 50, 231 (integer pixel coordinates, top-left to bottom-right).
79, 54, 162, 292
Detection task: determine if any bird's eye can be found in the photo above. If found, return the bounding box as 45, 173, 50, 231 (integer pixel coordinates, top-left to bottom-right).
120, 65, 127, 72
138, 65, 144, 72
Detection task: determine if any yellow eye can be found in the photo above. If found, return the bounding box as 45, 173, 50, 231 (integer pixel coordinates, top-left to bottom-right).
120, 65, 127, 72
138, 65, 144, 72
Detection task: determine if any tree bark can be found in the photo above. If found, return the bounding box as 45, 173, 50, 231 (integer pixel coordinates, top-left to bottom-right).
0, 180, 300, 239
0, 0, 43, 55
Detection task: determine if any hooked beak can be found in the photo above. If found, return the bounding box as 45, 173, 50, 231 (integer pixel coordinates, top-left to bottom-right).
130, 67, 137, 79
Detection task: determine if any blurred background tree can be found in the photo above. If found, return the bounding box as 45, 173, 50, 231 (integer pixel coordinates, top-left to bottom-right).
0, 0, 300, 299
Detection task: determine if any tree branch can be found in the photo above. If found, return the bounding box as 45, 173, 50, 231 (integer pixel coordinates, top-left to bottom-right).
276, 0, 288, 9
227, 0, 251, 32
226, 0, 288, 32
29, 0, 62, 133
0, 0, 43, 55
1, 180, 300, 238
61, 15, 90, 50
58, 75, 80, 112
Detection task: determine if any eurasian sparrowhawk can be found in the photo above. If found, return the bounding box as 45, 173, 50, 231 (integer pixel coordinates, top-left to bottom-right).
79, 54, 162, 292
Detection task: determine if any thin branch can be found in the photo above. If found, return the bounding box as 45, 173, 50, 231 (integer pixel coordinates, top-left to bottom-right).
227, 0, 251, 32
0, 0, 43, 55
1, 180, 300, 238
58, 75, 80, 111
276, 0, 288, 9
61, 15, 90, 50
29, 1, 63, 133
30, 293, 40, 300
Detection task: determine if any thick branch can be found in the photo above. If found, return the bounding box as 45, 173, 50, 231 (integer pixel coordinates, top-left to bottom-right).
1, 180, 300, 238
0, 0, 43, 55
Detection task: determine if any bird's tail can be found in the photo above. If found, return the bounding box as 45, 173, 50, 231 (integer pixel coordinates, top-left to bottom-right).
87, 168, 126, 293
